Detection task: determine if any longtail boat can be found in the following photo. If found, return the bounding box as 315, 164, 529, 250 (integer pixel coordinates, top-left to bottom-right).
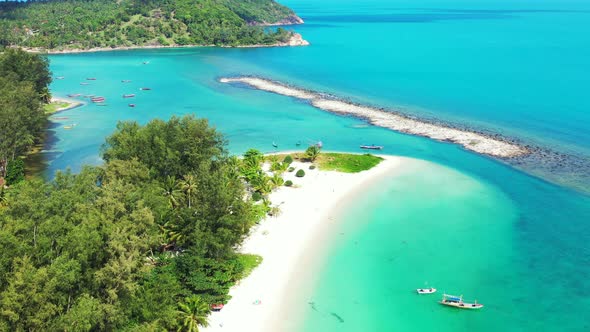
123, 94, 136, 98
417, 288, 437, 294
360, 144, 383, 150
439, 294, 483, 310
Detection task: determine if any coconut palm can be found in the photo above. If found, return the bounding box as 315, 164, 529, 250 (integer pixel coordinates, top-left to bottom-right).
177, 296, 210, 332
161, 175, 181, 208
270, 174, 284, 189
180, 174, 198, 208
305, 145, 321, 162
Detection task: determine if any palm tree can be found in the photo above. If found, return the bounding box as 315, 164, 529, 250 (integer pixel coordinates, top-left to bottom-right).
162, 175, 181, 208
305, 145, 320, 162
180, 174, 198, 208
177, 296, 210, 332
270, 174, 284, 189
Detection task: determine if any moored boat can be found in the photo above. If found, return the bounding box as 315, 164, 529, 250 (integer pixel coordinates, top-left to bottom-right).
56, 76, 65, 80
96, 103, 108, 106
123, 94, 136, 98
417, 288, 437, 294
91, 97, 105, 103
86, 77, 96, 80
439, 294, 483, 309
140, 87, 151, 90
128, 104, 136, 107
80, 82, 90, 85
67, 93, 81, 98
360, 144, 383, 150
211, 304, 224, 312
272, 142, 278, 148
121, 80, 132, 83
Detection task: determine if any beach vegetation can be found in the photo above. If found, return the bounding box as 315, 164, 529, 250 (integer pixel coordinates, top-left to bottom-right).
237, 254, 263, 279
43, 100, 70, 114
0, 48, 51, 181
296, 169, 306, 178
0, 0, 299, 51
0, 116, 265, 330
252, 191, 263, 202
288, 166, 295, 172
283, 155, 293, 164
270, 173, 285, 188
309, 165, 316, 170
177, 296, 210, 332
315, 153, 383, 173
284, 180, 293, 187
305, 145, 321, 162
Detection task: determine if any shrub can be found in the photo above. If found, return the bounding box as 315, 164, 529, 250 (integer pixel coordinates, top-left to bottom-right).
288, 167, 295, 172
284, 180, 293, 187
309, 165, 316, 170
5, 159, 25, 185
252, 191, 263, 202
295, 169, 305, 178
283, 155, 293, 164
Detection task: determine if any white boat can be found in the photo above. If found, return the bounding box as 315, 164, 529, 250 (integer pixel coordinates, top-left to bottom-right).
439, 294, 483, 309
416, 288, 437, 294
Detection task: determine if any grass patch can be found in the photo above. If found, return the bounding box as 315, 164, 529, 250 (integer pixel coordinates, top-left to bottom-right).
237, 253, 263, 279
272, 152, 383, 173
44, 101, 71, 114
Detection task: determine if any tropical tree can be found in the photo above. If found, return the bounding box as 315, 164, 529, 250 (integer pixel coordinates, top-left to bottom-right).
305, 145, 321, 162
177, 296, 210, 332
162, 175, 182, 208
270, 173, 284, 189
180, 174, 197, 208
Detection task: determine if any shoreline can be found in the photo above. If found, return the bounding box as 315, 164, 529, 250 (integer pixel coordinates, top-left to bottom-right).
202, 155, 408, 332
48, 97, 84, 114
220, 77, 528, 158
19, 33, 309, 55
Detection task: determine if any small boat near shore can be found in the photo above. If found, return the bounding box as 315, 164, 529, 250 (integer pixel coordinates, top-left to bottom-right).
51, 117, 69, 120
360, 144, 383, 150
67, 93, 81, 98
86, 77, 96, 80
272, 142, 278, 148
91, 97, 105, 102
80, 82, 90, 85
56, 76, 65, 80
128, 104, 136, 108
121, 80, 132, 83
123, 94, 136, 98
439, 294, 483, 310
96, 103, 108, 106
417, 288, 437, 294
139, 87, 151, 91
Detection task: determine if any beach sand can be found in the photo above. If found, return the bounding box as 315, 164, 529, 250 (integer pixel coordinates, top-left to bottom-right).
202, 155, 408, 332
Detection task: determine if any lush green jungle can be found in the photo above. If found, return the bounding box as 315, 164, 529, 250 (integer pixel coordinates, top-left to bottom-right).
0, 0, 298, 50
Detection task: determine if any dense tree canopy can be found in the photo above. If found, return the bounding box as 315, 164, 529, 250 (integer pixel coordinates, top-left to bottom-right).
0, 0, 298, 50
0, 48, 51, 181
0, 115, 270, 330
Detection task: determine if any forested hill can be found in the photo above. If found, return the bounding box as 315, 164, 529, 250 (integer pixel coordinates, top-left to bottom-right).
0, 0, 305, 51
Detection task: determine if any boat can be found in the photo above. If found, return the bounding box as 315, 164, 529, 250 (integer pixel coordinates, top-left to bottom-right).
439, 294, 483, 310
80, 82, 90, 85
317, 141, 323, 148
296, 141, 301, 146
96, 103, 108, 106
417, 288, 437, 294
139, 87, 151, 90
121, 80, 132, 83
211, 304, 224, 312
86, 78, 96, 80
128, 104, 136, 108
91, 97, 105, 103
272, 142, 278, 148
55, 76, 65, 80
123, 94, 136, 98
67, 93, 81, 98
51, 117, 69, 120
360, 144, 383, 150
63, 126, 73, 130
142, 61, 150, 65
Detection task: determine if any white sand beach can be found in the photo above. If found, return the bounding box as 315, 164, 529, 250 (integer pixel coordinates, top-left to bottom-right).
220, 77, 528, 158
202, 155, 408, 332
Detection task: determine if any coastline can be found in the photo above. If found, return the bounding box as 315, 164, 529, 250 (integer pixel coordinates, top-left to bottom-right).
20, 33, 309, 55
47, 97, 84, 114
220, 77, 528, 158
202, 154, 408, 332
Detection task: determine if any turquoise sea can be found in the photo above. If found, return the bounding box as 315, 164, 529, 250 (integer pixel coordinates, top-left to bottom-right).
44, 0, 590, 330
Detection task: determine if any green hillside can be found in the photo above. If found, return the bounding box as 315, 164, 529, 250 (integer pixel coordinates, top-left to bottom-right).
0, 0, 301, 50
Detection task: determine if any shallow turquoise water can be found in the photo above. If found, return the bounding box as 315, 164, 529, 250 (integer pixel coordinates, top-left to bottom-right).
43, 0, 590, 330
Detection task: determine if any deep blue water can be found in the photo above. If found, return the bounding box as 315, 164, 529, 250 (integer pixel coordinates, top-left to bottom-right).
43, 0, 590, 330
